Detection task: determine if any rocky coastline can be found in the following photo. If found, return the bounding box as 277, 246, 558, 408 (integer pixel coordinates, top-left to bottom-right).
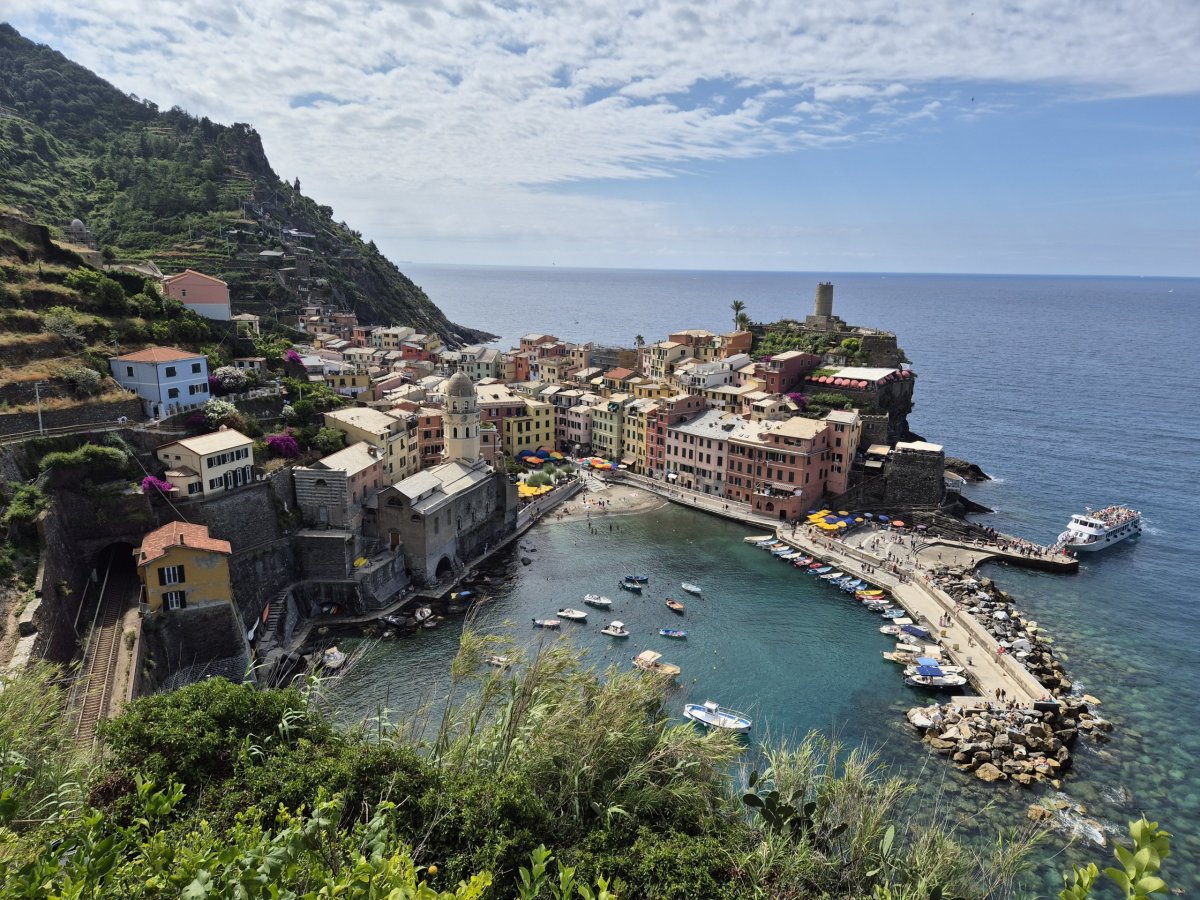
907, 573, 1112, 789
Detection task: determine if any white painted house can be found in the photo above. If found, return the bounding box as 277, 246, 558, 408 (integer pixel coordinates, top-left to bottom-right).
109, 347, 210, 418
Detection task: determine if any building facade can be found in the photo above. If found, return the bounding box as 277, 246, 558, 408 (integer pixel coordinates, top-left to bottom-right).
292, 441, 385, 531
136, 521, 232, 612
110, 347, 210, 419
161, 269, 231, 321
155, 427, 254, 497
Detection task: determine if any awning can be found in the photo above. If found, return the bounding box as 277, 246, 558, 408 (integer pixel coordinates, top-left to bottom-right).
620, 455, 636, 464
915, 666, 944, 677
666, 472, 679, 480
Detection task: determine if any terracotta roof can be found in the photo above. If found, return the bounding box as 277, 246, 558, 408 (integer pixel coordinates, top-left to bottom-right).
162, 268, 228, 286
114, 347, 204, 363
604, 367, 634, 380
139, 522, 231, 564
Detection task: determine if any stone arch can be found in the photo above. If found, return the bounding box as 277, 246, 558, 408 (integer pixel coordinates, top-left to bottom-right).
435, 555, 454, 579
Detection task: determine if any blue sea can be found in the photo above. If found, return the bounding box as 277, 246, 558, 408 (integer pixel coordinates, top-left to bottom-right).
335, 266, 1200, 891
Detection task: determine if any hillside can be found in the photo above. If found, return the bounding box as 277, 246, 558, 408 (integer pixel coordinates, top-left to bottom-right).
0, 23, 488, 345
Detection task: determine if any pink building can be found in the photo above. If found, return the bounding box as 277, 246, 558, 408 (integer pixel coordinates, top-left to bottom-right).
646, 394, 706, 476
664, 408, 734, 495
753, 350, 820, 395
161, 269, 231, 321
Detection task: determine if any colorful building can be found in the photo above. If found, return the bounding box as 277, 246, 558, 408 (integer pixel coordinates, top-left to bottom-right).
161, 269, 231, 321
155, 427, 254, 498
293, 441, 385, 531
136, 521, 232, 612
110, 347, 210, 419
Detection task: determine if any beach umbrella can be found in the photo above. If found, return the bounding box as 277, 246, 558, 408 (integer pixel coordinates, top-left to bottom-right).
916, 524, 928, 531
878, 514, 890, 521
838, 510, 850, 515
892, 520, 906, 528
854, 517, 864, 523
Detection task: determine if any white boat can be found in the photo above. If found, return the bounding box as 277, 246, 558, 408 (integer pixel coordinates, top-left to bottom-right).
905, 671, 969, 690
584, 594, 613, 608
601, 620, 630, 637
1056, 506, 1142, 552
632, 649, 680, 677
532, 618, 561, 629
683, 700, 752, 733
321, 646, 347, 671
681, 582, 702, 594
743, 534, 775, 544
904, 662, 964, 676
414, 606, 433, 622
820, 571, 846, 581
557, 607, 588, 621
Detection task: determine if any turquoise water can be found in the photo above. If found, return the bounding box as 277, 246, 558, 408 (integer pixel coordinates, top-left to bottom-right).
333, 267, 1200, 890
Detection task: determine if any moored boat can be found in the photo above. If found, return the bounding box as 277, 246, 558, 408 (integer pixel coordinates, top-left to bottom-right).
744, 534, 775, 544
414, 606, 433, 622
820, 571, 846, 581
659, 628, 687, 639
619, 578, 643, 593
665, 598, 685, 614
681, 582, 702, 594
601, 620, 630, 638
532, 618, 561, 629
558, 607, 588, 621
791, 556, 814, 567
882, 609, 907, 619
584, 594, 613, 608
905, 665, 968, 690
809, 566, 833, 575
633, 650, 681, 677
1056, 505, 1141, 553
321, 646, 347, 671
683, 700, 752, 733
627, 574, 650, 583
905, 659, 964, 676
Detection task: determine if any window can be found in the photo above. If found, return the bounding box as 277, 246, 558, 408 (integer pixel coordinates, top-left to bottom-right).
126, 366, 134, 377
167, 388, 180, 399
187, 482, 201, 495
180, 289, 188, 298
164, 590, 186, 610
192, 362, 202, 374
165, 366, 177, 377
158, 564, 186, 585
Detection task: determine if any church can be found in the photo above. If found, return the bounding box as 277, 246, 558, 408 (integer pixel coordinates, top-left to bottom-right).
375, 372, 518, 585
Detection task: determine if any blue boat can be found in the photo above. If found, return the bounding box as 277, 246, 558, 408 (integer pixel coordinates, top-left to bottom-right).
809, 566, 832, 575
901, 624, 933, 641
627, 574, 650, 583
619, 579, 643, 593
659, 628, 687, 639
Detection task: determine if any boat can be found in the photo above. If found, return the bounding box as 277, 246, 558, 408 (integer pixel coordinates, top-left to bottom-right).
557, 608, 588, 621
744, 534, 774, 544
820, 571, 845, 581
619, 579, 643, 593
321, 646, 347, 671
422, 616, 440, 629
414, 606, 433, 622
809, 566, 833, 575
627, 574, 650, 583
905, 665, 969, 690
665, 598, 685, 614
900, 624, 934, 641
905, 659, 964, 676
880, 625, 902, 635
382, 614, 406, 628
659, 628, 687, 639
779, 550, 803, 560
857, 589, 884, 597
1056, 506, 1142, 553
532, 618, 561, 629
681, 582, 702, 594
584, 594, 613, 608
791, 556, 814, 566
683, 700, 752, 733
632, 650, 680, 677
771, 545, 795, 556
486, 654, 511, 668
601, 620, 630, 637
882, 609, 908, 619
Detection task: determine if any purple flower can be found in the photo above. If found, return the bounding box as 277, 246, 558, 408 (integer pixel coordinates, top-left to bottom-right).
142, 475, 175, 494
266, 433, 301, 459
285, 348, 304, 365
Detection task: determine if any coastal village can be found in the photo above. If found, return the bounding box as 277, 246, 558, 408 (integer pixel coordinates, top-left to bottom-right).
0, 224, 1105, 826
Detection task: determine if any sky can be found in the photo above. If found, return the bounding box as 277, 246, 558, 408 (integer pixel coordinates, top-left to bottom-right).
7, 1, 1200, 276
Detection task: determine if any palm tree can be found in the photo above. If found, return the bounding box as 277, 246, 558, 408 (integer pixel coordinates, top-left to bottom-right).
634, 334, 645, 373
730, 300, 746, 330
735, 312, 751, 332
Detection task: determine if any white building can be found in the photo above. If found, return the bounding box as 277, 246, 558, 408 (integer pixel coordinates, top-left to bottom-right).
155, 427, 254, 497
110, 347, 210, 419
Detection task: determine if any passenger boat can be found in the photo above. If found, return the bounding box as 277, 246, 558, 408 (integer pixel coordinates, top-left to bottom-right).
905, 658, 964, 676
681, 582, 702, 594
557, 607, 588, 622
601, 620, 630, 638
619, 578, 643, 593
665, 598, 685, 614
584, 594, 613, 608
744, 534, 775, 544
683, 700, 752, 733
1056, 506, 1142, 553
632, 650, 681, 677
532, 618, 561, 629
321, 646, 347, 671
905, 665, 968, 690
659, 628, 687, 639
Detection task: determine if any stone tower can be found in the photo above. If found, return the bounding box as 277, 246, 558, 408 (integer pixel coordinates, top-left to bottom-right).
443, 371, 480, 462
814, 282, 834, 318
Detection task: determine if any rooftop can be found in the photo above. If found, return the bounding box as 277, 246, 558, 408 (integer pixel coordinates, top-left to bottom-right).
162, 268, 227, 286
325, 406, 401, 433
313, 441, 382, 477
830, 366, 904, 383
139, 521, 231, 564
604, 367, 635, 381
895, 440, 944, 453
113, 346, 204, 364
159, 427, 252, 456
396, 459, 494, 514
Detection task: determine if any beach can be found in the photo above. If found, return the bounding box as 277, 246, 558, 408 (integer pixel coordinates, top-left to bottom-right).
545, 473, 667, 524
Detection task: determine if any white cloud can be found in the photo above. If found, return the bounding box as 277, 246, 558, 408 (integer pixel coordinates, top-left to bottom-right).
8, 1, 1200, 266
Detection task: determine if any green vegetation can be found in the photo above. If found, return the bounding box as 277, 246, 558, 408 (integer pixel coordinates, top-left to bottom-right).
0, 482, 48, 539
38, 442, 130, 482
754, 329, 839, 360
0, 23, 483, 343
800, 391, 855, 418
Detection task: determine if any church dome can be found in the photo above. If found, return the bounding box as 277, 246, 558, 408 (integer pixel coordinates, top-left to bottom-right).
70, 218, 85, 230
446, 371, 474, 398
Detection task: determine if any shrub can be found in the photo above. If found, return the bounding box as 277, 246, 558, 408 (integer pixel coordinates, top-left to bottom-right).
1, 483, 48, 536
38, 444, 129, 481
312, 426, 346, 456
201, 398, 242, 430
60, 365, 102, 396
140, 475, 175, 495
42, 305, 85, 347
212, 366, 248, 393
266, 432, 301, 459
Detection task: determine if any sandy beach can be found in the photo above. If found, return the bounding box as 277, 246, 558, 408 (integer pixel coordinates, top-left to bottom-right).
544, 474, 667, 524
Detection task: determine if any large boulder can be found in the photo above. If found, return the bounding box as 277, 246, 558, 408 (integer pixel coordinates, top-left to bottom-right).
974, 762, 1007, 783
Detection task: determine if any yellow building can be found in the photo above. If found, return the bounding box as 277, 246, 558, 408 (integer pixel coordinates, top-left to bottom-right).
323, 370, 372, 397
156, 427, 254, 498
631, 381, 673, 400
622, 398, 660, 474
503, 398, 555, 457
136, 521, 232, 612
589, 394, 630, 460
323, 406, 417, 483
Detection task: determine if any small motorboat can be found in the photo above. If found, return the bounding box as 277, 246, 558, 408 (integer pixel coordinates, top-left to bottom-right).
900, 624, 933, 641
486, 654, 511, 668
659, 628, 687, 639
414, 606, 433, 622
905, 667, 968, 690
619, 579, 643, 593
882, 609, 907, 619
665, 598, 685, 614
683, 700, 752, 733
857, 589, 885, 598
533, 618, 561, 629
557, 608, 588, 622
779, 550, 803, 560
627, 574, 650, 583
806, 562, 826, 570
321, 646, 347, 671
880, 624, 902, 635
601, 620, 630, 637
820, 571, 846, 581
632, 650, 680, 677
584, 594, 613, 608
744, 534, 774, 544
791, 556, 814, 567
771, 545, 795, 556
681, 582, 702, 594
809, 566, 832, 575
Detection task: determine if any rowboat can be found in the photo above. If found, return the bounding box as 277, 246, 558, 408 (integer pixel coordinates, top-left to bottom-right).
584, 594, 613, 608
532, 618, 561, 629
820, 571, 845, 580
791, 556, 814, 566
557, 608, 588, 622
744, 534, 774, 544
665, 598, 685, 614
809, 566, 833, 575
681, 582, 702, 594
601, 620, 630, 638
619, 579, 643, 593
684, 700, 752, 733
627, 574, 650, 583
882, 609, 907, 619
633, 650, 680, 677
857, 589, 885, 598
659, 628, 687, 639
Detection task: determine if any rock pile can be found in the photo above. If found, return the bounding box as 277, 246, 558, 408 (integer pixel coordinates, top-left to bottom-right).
908, 700, 1110, 787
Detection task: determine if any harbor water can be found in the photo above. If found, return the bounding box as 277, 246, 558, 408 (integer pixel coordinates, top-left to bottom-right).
332, 266, 1200, 890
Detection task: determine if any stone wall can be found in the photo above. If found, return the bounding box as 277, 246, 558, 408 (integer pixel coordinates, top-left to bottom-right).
0, 398, 146, 439
228, 538, 296, 630
883, 446, 945, 508
30, 503, 90, 663
187, 480, 287, 553
137, 603, 252, 694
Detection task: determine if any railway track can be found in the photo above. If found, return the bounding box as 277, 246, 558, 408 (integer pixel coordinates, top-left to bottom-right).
71, 554, 137, 746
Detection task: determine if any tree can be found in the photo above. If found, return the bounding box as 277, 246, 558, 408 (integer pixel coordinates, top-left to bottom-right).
312, 427, 347, 456
731, 299, 746, 330
634, 334, 645, 373
735, 311, 751, 332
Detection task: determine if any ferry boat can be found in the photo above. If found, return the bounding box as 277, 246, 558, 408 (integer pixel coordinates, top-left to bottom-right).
1057, 506, 1142, 552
